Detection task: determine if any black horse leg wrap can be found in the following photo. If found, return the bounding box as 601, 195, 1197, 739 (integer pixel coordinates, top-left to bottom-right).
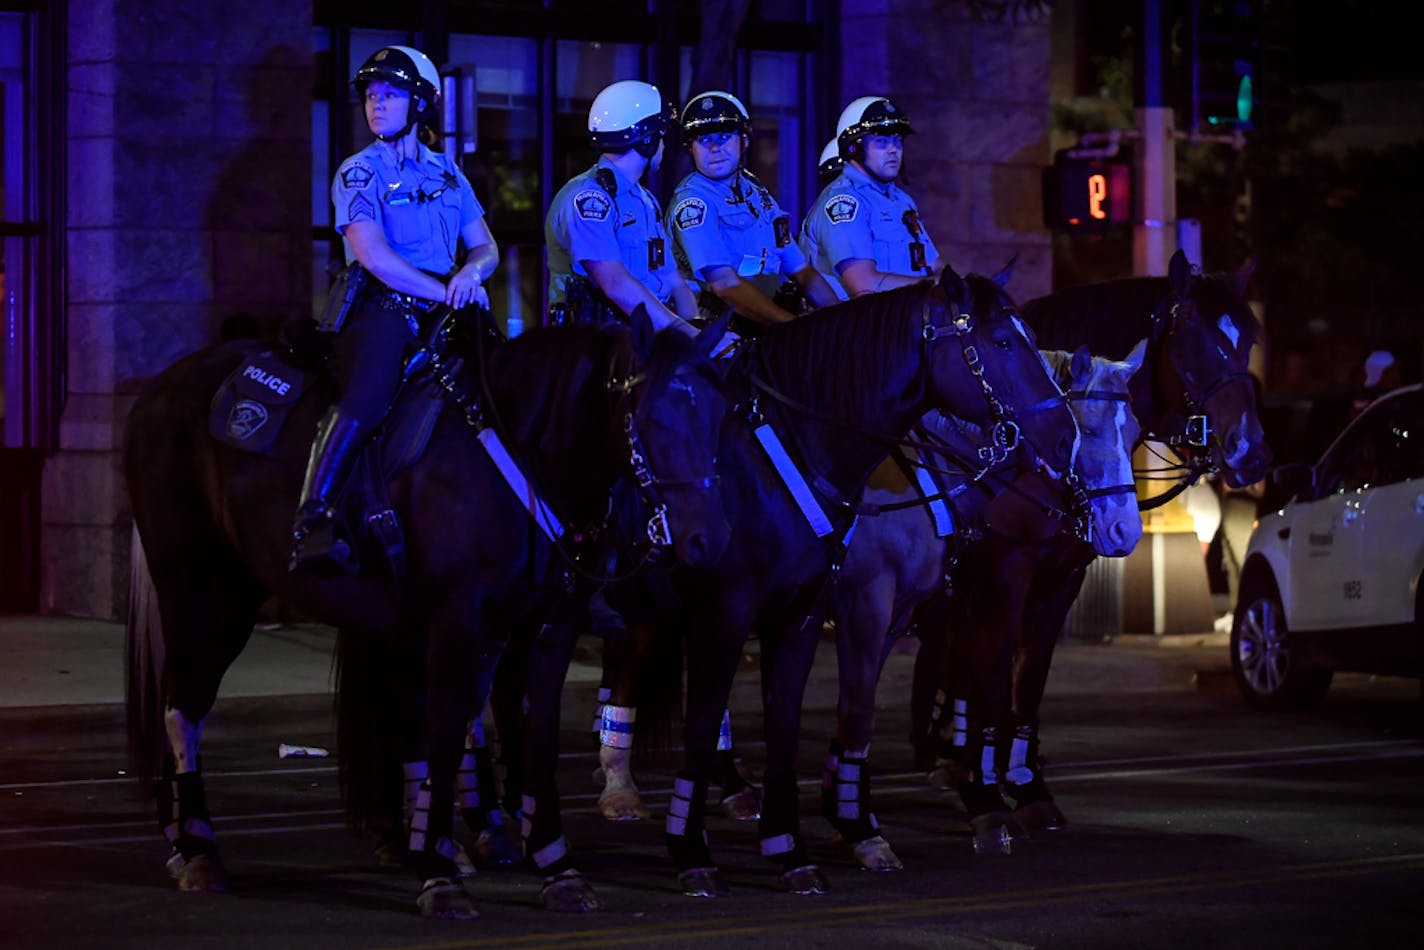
173, 770, 218, 859
958, 726, 1012, 818
758, 773, 808, 869
664, 773, 713, 870
828, 753, 879, 844
819, 740, 844, 821
156, 754, 178, 843
521, 793, 573, 877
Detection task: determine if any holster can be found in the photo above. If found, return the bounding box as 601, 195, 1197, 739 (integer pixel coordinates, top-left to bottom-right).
556, 275, 621, 326
317, 262, 371, 334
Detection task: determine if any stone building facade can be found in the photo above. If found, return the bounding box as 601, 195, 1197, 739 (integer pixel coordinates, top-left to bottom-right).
47, 0, 313, 618
41, 0, 1050, 619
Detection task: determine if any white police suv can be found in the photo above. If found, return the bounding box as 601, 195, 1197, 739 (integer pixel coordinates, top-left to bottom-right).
1231, 383, 1424, 708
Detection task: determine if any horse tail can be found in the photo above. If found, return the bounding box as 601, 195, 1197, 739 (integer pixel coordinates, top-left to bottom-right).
333, 626, 407, 833
631, 619, 684, 755
125, 524, 166, 786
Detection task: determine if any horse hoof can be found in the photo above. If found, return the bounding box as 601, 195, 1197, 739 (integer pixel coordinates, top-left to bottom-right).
927, 757, 969, 791
418, 877, 477, 919
541, 870, 603, 912
851, 835, 904, 872
165, 848, 185, 880
436, 836, 477, 878
719, 787, 761, 822
677, 866, 730, 898
780, 864, 830, 895
1015, 798, 1068, 833
598, 789, 650, 821
969, 814, 1015, 856
176, 853, 231, 893
474, 827, 523, 866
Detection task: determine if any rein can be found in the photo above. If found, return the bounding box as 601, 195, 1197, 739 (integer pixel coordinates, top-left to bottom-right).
424, 321, 705, 585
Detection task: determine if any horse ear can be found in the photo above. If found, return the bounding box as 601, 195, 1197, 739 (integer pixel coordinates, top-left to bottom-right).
937, 262, 967, 302
1123, 336, 1149, 377
695, 311, 733, 361
1070, 344, 1093, 385
990, 255, 1018, 288
1228, 257, 1255, 300
1168, 249, 1192, 298
629, 303, 656, 361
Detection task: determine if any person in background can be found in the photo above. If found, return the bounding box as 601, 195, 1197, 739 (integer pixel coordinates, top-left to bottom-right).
801, 95, 944, 298
1350, 348, 1402, 418
667, 90, 838, 336
544, 79, 697, 331
796, 139, 849, 304
292, 45, 498, 574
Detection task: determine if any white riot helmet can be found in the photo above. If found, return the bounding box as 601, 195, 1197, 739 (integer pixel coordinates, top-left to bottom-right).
835, 95, 914, 162
816, 138, 844, 187
588, 80, 677, 159
355, 46, 442, 142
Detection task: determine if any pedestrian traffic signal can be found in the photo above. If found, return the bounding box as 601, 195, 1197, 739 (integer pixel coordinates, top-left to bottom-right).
1043, 155, 1131, 232
1190, 0, 1260, 130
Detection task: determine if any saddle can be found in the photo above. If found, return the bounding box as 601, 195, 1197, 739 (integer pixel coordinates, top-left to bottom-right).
209, 311, 479, 576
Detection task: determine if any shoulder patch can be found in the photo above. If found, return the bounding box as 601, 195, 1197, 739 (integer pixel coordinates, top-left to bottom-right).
574, 189, 611, 222
673, 196, 708, 230
346, 192, 376, 224
339, 161, 375, 191
824, 193, 859, 225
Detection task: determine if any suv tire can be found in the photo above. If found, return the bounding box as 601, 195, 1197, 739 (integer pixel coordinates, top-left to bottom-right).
1231, 572, 1332, 710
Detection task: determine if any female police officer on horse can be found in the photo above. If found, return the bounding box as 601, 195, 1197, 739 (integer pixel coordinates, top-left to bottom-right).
291, 45, 500, 574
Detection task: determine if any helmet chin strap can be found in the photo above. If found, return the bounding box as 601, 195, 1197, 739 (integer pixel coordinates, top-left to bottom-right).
374, 97, 426, 143
632, 131, 662, 160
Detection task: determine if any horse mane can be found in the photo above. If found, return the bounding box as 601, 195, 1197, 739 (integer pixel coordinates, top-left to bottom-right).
751, 283, 927, 420
1024, 269, 1259, 357
1023, 278, 1166, 357
480, 324, 627, 505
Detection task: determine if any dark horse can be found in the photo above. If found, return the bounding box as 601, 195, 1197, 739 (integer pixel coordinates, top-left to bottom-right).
916, 249, 1271, 836
125, 309, 731, 918
652, 268, 1080, 897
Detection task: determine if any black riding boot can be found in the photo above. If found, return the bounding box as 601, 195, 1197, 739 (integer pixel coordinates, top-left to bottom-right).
289, 407, 365, 574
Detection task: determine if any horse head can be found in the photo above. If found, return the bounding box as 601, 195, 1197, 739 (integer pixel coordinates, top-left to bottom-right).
929, 266, 1079, 479
621, 305, 732, 568
1055, 342, 1146, 557
1155, 250, 1271, 487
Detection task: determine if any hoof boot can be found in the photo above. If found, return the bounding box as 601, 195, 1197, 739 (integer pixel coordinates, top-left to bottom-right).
176, 853, 231, 893
719, 786, 761, 822
418, 877, 477, 919
780, 864, 830, 895
969, 813, 1015, 856
678, 866, 730, 898
1015, 798, 1067, 833
851, 835, 903, 872
541, 869, 602, 912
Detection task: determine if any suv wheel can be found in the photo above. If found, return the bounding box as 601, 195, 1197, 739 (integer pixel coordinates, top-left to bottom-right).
1231, 573, 1332, 710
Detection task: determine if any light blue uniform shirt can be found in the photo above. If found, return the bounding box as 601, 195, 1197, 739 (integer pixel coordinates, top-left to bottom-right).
545, 157, 678, 305
332, 140, 484, 277
802, 163, 940, 297
668, 168, 805, 304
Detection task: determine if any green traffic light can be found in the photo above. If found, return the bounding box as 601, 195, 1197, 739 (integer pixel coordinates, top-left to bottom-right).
1237, 74, 1253, 123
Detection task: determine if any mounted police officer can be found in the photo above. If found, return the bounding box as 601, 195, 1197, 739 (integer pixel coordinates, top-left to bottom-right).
290, 45, 500, 574
668, 91, 837, 332
797, 139, 850, 303
545, 79, 697, 332
802, 96, 943, 297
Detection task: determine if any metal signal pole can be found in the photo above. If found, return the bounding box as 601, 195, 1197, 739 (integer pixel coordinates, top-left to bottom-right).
1134, 0, 1176, 277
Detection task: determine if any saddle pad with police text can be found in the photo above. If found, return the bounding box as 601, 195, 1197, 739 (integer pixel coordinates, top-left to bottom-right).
209, 350, 312, 455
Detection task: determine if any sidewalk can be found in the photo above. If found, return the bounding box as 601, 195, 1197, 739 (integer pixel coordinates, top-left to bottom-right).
0, 614, 1229, 711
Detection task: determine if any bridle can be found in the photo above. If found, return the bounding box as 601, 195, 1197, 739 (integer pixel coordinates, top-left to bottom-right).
1061, 384, 1136, 546
606, 346, 722, 557
1135, 296, 1256, 509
